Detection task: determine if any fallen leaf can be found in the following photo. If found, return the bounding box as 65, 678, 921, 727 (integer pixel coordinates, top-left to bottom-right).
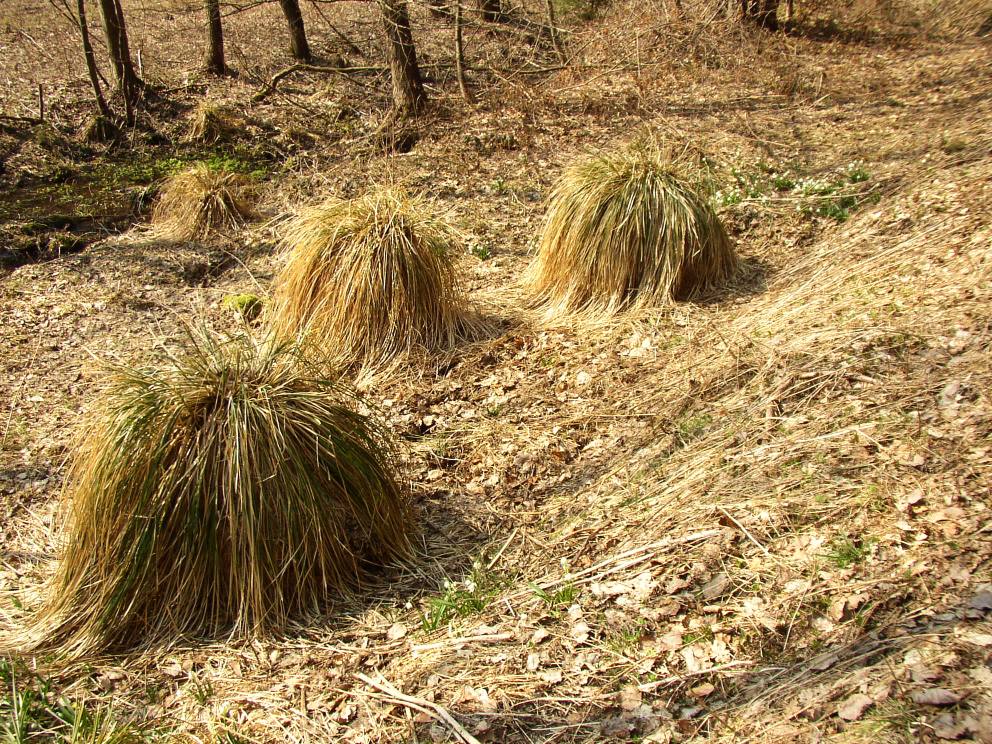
531, 627, 550, 644
701, 573, 729, 602
910, 664, 942, 683
691, 683, 715, 698
386, 622, 407, 641
571, 621, 591, 644
933, 712, 966, 740
837, 693, 874, 721
658, 629, 684, 652
968, 589, 992, 612
618, 685, 642, 711
912, 688, 961, 706
526, 652, 540, 672
959, 631, 992, 647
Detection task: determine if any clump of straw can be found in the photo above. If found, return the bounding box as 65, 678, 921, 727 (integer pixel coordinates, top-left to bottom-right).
527, 145, 736, 315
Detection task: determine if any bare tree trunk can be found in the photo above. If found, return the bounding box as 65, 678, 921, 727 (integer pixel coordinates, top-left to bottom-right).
478, 0, 502, 22
379, 0, 426, 115
742, 0, 779, 29
278, 0, 312, 61
758, 0, 779, 29
204, 0, 226, 73
454, 0, 472, 102
76, 0, 112, 120
97, 0, 143, 120
545, 0, 564, 61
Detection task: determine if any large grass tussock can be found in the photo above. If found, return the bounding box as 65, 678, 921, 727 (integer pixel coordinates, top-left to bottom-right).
29, 332, 411, 657
527, 146, 736, 315
271, 186, 478, 368
149, 164, 256, 241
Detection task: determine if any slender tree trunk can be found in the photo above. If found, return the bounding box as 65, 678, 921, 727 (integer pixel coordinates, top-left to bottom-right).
379, 0, 426, 115
545, 0, 564, 61
478, 0, 501, 22
278, 0, 312, 61
454, 0, 472, 102
204, 0, 226, 73
742, 0, 779, 29
758, 0, 779, 29
97, 0, 143, 120
76, 0, 112, 120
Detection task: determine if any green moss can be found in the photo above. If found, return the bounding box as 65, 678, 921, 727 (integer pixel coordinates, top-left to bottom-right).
221, 293, 264, 321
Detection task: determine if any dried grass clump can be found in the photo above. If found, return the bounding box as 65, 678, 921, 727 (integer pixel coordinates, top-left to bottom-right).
186, 102, 239, 144
270, 186, 478, 369
29, 331, 411, 657
150, 164, 256, 241
527, 146, 736, 316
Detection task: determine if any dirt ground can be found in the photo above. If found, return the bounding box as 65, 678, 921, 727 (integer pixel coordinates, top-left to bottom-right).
2, 0, 992, 741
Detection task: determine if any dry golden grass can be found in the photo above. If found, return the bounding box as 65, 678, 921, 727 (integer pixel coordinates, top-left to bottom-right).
24, 331, 411, 657
527, 145, 736, 316
149, 164, 256, 242
186, 102, 239, 145
269, 185, 480, 371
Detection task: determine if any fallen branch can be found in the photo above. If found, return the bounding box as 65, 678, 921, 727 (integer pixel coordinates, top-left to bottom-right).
0, 113, 42, 125
506, 528, 722, 603
637, 660, 751, 693
353, 673, 482, 744
412, 632, 514, 652
252, 63, 384, 102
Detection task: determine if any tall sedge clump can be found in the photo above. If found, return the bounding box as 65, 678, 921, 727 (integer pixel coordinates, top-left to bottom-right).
28, 331, 411, 657
270, 186, 478, 369
149, 164, 256, 241
527, 146, 736, 316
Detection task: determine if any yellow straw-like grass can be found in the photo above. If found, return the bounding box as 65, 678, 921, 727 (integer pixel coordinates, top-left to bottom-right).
149, 164, 256, 242
527, 146, 736, 316
26, 331, 411, 657
270, 185, 479, 370
186, 102, 239, 145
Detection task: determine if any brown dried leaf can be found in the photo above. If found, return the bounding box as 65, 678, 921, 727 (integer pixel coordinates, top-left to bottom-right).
837, 693, 874, 721
618, 684, 642, 711
912, 688, 961, 706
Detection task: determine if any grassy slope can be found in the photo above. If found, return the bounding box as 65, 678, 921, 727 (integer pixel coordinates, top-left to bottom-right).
1, 4, 991, 743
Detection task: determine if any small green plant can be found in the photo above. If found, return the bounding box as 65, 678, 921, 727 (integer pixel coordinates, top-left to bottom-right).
1, 659, 152, 742
844, 162, 871, 183
940, 136, 967, 154
531, 581, 579, 614
683, 627, 715, 645
221, 293, 264, 322
489, 178, 511, 195
421, 562, 503, 632
822, 536, 875, 569
771, 174, 796, 191
469, 242, 492, 260
676, 413, 712, 443
188, 673, 214, 706
605, 622, 643, 655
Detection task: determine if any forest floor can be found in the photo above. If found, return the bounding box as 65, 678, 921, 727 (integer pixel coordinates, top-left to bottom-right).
1, 1, 991, 741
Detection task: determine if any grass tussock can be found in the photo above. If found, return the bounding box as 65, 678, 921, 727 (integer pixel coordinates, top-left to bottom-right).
270, 185, 479, 369
149, 164, 256, 242
527, 145, 736, 316
186, 102, 239, 144
27, 331, 411, 657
